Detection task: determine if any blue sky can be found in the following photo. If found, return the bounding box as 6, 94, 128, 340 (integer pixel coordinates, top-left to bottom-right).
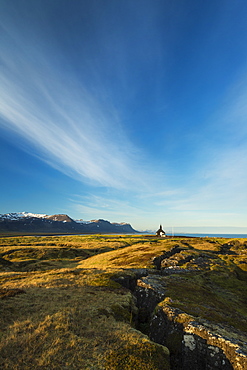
1, 0, 247, 232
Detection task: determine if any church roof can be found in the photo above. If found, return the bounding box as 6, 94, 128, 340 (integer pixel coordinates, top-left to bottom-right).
156, 225, 165, 234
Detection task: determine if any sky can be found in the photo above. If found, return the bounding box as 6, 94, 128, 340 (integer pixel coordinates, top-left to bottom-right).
1, 0, 247, 232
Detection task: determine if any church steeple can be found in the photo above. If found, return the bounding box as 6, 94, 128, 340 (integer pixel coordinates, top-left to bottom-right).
156, 224, 166, 237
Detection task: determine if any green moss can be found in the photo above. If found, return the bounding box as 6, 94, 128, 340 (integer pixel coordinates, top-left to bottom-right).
110, 304, 132, 322
104, 335, 170, 370
87, 273, 121, 288
161, 268, 247, 332
1, 234, 247, 368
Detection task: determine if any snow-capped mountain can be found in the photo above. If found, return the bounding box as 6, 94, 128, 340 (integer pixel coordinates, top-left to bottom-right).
0, 212, 138, 235
1, 212, 48, 220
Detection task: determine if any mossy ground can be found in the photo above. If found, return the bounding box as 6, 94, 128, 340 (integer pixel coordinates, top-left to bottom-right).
156, 238, 247, 332
0, 235, 170, 369
0, 234, 247, 369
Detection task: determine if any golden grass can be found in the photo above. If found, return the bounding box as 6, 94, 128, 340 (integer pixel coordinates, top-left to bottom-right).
0, 266, 170, 369
0, 234, 247, 369
161, 272, 247, 331
78, 240, 177, 269
0, 235, 172, 369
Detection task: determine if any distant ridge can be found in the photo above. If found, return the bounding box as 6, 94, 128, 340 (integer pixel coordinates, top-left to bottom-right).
0, 212, 138, 236
45, 214, 74, 223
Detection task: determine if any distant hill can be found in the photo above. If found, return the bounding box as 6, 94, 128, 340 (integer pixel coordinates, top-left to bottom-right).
0, 212, 138, 235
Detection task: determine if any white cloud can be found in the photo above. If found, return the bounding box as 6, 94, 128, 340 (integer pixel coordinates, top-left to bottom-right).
166, 76, 247, 216
70, 193, 150, 226
162, 147, 247, 214
0, 22, 149, 191
1, 3, 247, 231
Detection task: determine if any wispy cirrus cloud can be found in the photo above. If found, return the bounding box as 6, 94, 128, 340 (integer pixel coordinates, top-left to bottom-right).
71, 194, 143, 221
156, 146, 247, 216
1, 1, 247, 231
143, 77, 247, 223
0, 20, 148, 191
70, 191, 171, 230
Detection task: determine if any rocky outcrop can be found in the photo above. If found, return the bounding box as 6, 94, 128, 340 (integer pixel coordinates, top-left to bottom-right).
152, 246, 184, 270
149, 303, 247, 369
135, 275, 166, 327
113, 268, 247, 370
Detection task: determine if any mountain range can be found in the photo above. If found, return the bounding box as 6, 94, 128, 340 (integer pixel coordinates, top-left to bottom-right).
0, 212, 138, 235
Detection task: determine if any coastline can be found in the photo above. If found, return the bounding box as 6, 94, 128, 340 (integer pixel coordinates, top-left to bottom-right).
166, 233, 247, 238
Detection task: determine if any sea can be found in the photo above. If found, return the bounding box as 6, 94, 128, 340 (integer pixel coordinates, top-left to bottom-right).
166, 233, 247, 238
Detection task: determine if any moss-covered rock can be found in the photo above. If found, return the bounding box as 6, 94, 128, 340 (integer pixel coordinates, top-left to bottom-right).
1, 234, 247, 369
103, 329, 170, 370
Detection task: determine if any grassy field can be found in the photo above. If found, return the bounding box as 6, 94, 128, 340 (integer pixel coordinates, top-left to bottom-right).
0, 234, 247, 369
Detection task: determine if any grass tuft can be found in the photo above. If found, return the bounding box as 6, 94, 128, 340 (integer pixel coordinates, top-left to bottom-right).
0, 234, 247, 368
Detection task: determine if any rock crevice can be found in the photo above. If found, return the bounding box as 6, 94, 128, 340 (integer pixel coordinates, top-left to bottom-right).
114, 269, 247, 370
